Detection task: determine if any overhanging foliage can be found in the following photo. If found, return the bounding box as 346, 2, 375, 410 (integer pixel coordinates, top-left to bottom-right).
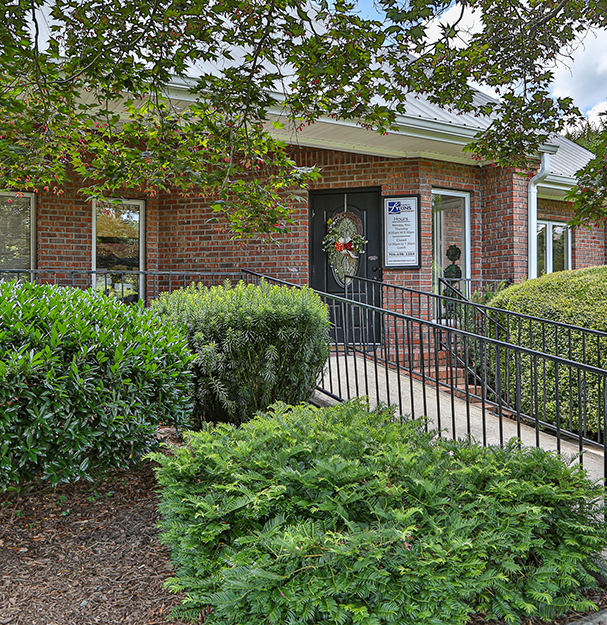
1, 0, 606, 235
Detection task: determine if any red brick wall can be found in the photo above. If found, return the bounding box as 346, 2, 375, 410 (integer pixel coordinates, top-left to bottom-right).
36, 183, 92, 270
538, 198, 607, 269
480, 166, 529, 282
36, 184, 159, 273
27, 148, 607, 290
156, 191, 309, 284
290, 148, 484, 292
418, 159, 482, 292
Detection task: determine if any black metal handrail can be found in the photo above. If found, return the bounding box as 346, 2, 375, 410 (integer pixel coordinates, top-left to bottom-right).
436, 277, 512, 302
437, 275, 509, 339
5, 266, 606, 481
244, 268, 607, 482
0, 268, 241, 303
343, 274, 607, 368
427, 278, 505, 401
244, 270, 607, 376
240, 269, 302, 289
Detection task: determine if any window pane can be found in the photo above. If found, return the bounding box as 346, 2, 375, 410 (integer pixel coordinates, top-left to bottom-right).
96, 201, 141, 301
432, 194, 465, 289
537, 223, 547, 275
0, 194, 32, 270
552, 225, 568, 273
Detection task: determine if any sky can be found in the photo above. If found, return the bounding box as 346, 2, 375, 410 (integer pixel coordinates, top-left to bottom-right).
355, 0, 607, 124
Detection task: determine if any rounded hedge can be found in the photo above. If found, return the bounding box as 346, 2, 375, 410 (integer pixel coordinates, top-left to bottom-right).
0, 281, 193, 490
151, 280, 330, 426
489, 266, 607, 434
152, 399, 607, 625
490, 265, 607, 330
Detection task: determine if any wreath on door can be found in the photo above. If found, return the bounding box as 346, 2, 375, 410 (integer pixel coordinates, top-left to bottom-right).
322, 212, 367, 285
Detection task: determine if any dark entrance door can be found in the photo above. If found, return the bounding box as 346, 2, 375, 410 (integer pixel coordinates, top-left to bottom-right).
310, 188, 382, 344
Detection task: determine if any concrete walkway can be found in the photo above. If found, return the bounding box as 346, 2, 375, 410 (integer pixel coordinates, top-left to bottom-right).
317, 353, 605, 483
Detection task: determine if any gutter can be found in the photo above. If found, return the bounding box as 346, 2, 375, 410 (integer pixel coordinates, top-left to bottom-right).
527, 149, 555, 279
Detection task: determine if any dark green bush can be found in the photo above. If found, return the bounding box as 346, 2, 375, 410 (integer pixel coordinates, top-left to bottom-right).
0, 281, 193, 490
152, 399, 607, 625
489, 266, 607, 434
490, 266, 607, 330
151, 280, 330, 426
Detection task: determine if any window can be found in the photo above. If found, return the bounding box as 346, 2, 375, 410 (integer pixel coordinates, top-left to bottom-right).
537, 221, 570, 275
431, 190, 471, 294
0, 192, 36, 271
92, 198, 145, 300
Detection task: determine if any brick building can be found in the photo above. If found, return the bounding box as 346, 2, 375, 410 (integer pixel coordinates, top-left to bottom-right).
0, 85, 601, 299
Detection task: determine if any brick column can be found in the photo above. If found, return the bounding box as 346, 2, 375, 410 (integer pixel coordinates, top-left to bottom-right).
480, 166, 529, 283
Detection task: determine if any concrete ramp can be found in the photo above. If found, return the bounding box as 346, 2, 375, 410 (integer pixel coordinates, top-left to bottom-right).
317, 353, 605, 483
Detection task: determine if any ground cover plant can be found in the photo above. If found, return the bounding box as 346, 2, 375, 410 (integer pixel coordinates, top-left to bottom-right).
152, 280, 330, 426
152, 399, 607, 625
2, 453, 606, 625
489, 266, 607, 435
0, 281, 192, 490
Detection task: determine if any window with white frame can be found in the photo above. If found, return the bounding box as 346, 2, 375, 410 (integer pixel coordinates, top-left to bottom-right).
431, 189, 471, 292
0, 192, 36, 271
537, 221, 570, 275
92, 198, 145, 300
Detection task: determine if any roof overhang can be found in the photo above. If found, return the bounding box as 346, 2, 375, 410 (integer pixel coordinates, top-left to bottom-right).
164, 79, 487, 165
267, 111, 485, 166
537, 174, 577, 201
86, 78, 582, 192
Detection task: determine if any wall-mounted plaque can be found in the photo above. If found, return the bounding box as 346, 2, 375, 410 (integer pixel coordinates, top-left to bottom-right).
383, 196, 421, 268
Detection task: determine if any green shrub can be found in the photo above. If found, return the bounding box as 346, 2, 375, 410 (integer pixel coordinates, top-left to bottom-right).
0, 281, 193, 490
151, 280, 330, 426
152, 399, 607, 625
490, 266, 607, 330
489, 266, 607, 434
470, 279, 511, 306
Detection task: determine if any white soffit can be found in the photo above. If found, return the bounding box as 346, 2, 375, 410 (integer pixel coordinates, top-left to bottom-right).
267, 114, 483, 165
537, 175, 578, 200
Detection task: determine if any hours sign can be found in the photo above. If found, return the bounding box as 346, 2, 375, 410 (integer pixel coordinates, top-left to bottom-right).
383, 196, 421, 269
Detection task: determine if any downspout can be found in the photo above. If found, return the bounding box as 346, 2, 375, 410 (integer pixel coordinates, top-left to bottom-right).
527, 151, 551, 280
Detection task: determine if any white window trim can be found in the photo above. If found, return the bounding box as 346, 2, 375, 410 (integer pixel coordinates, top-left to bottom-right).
537, 220, 571, 275
431, 188, 471, 290
92, 198, 146, 293
0, 191, 37, 271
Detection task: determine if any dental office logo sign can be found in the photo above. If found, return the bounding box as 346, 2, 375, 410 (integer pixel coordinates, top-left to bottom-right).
384, 196, 421, 269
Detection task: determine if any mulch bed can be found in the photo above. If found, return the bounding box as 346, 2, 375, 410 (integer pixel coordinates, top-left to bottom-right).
0, 459, 189, 625
1, 430, 607, 625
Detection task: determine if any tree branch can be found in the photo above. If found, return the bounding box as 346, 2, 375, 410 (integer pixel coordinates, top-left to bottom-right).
528, 0, 570, 36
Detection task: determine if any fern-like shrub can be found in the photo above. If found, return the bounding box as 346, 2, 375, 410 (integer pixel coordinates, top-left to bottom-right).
489, 266, 607, 435
151, 280, 330, 426
152, 399, 607, 625
0, 281, 192, 490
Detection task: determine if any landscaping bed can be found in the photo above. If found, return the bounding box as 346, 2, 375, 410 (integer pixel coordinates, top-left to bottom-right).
1, 453, 607, 625
0, 458, 189, 625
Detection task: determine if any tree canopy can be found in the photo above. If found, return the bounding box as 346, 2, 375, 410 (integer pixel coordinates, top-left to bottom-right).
0, 0, 606, 237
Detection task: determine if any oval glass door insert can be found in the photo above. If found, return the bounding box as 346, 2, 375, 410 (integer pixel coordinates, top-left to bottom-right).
323, 211, 366, 287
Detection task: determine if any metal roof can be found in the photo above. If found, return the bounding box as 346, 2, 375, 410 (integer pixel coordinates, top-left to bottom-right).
265, 89, 593, 196
145, 79, 596, 195
548, 134, 594, 178
390, 92, 593, 182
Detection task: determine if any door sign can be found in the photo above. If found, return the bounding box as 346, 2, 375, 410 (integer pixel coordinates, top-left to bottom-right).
383, 196, 421, 269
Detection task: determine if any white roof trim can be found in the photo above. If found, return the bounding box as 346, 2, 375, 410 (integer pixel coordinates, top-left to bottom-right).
165, 79, 582, 189
537, 175, 577, 200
